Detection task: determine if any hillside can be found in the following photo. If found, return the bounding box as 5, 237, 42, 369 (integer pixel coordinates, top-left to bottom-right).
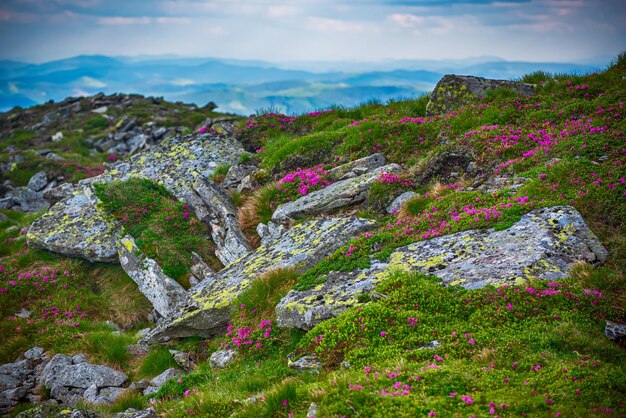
0, 54, 625, 418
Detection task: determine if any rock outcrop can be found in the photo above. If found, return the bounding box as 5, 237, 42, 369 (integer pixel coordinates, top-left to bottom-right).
27, 133, 246, 263
271, 163, 401, 223
141, 217, 378, 343
426, 74, 535, 116
276, 206, 608, 330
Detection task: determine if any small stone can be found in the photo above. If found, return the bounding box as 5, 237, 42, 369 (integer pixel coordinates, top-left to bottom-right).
15, 308, 31, 319
288, 355, 321, 372
142, 386, 159, 396
135, 328, 152, 339
386, 192, 418, 214
72, 354, 88, 364
418, 340, 442, 350
340, 361, 351, 369
169, 350, 194, 371
51, 132, 63, 142
27, 172, 48, 192
307, 402, 319, 418
150, 368, 182, 388
22, 347, 46, 362
210, 349, 237, 368
105, 321, 121, 332
605, 320, 626, 340
114, 408, 158, 418
129, 380, 150, 391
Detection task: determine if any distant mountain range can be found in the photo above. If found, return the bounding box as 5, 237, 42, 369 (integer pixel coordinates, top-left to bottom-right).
0, 55, 605, 115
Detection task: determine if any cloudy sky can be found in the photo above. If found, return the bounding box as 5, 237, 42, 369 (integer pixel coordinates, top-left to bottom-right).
0, 0, 624, 64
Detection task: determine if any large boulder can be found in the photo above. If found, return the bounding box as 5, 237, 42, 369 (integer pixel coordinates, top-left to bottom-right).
141, 217, 378, 343
426, 74, 535, 116
276, 206, 607, 330
118, 236, 187, 317
271, 164, 401, 223
52, 362, 127, 389
27, 133, 246, 263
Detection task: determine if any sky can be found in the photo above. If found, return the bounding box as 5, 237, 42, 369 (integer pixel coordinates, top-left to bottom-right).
0, 0, 624, 64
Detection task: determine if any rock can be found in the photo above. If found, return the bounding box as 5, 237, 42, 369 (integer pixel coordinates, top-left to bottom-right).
72, 354, 88, 364
127, 344, 149, 357
413, 151, 474, 185
51, 132, 63, 142
210, 349, 237, 368
92, 106, 108, 114
426, 74, 535, 115
236, 175, 256, 193
46, 152, 64, 161
129, 380, 150, 391
27, 189, 118, 262
141, 217, 377, 343
605, 320, 626, 340
28, 133, 245, 262
52, 362, 128, 389
0, 374, 20, 390
288, 355, 321, 372
0, 213, 7, 223
50, 384, 85, 406
40, 354, 73, 388
272, 164, 402, 223
0, 187, 48, 213
223, 164, 258, 189
0, 360, 33, 381
43, 183, 77, 206
15, 308, 31, 318
118, 236, 187, 317
150, 368, 183, 388
308, 402, 319, 418
418, 340, 442, 350
22, 347, 46, 363
276, 206, 607, 330
258, 221, 288, 247
142, 386, 159, 396
169, 350, 194, 371
27, 172, 48, 192
328, 153, 386, 179
114, 408, 158, 418
127, 134, 147, 155
386, 191, 418, 214
185, 177, 252, 266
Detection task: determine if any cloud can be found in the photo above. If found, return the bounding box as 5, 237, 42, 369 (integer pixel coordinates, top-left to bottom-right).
307, 17, 366, 32
267, 5, 299, 17
80, 76, 106, 88
98, 16, 189, 25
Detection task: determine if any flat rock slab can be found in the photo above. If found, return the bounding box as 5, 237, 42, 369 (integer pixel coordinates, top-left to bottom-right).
141, 217, 378, 343
272, 163, 401, 223
27, 134, 245, 262
426, 74, 535, 116
276, 206, 607, 330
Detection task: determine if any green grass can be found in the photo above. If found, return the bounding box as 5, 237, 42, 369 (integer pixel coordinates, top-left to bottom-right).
93, 178, 222, 281
139, 346, 180, 378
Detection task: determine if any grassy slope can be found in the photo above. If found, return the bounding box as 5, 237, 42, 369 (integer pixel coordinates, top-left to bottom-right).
0, 56, 624, 416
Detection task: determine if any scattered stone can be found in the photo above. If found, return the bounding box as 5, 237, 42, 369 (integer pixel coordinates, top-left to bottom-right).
71, 354, 88, 364
277, 206, 607, 330
53, 362, 128, 389
92, 106, 108, 114
51, 132, 64, 142
114, 408, 158, 418
169, 350, 195, 371
418, 340, 442, 350
386, 191, 418, 214
307, 402, 319, 418
15, 308, 31, 319
426, 74, 535, 116
141, 217, 377, 343
272, 164, 401, 223
288, 355, 321, 372
328, 153, 386, 179
43, 183, 77, 206
129, 380, 150, 391
150, 368, 183, 388
210, 349, 237, 368
118, 236, 187, 317
27, 171, 48, 192
605, 320, 626, 340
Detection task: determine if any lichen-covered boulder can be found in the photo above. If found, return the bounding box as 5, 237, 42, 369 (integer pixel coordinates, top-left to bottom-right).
426, 74, 535, 116
141, 217, 378, 343
276, 206, 607, 330
328, 153, 386, 179
27, 134, 245, 262
272, 164, 401, 223
118, 236, 187, 317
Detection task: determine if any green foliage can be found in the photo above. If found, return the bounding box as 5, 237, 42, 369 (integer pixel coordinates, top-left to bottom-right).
93, 178, 221, 281
83, 331, 133, 368
234, 268, 299, 318
139, 346, 180, 378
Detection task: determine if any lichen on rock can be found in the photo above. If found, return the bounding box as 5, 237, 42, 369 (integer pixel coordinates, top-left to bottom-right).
141, 216, 378, 343
276, 206, 607, 330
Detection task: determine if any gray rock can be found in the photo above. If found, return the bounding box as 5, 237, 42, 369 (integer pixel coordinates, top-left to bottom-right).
223, 164, 258, 189
0, 360, 32, 381
129, 380, 150, 391
15, 308, 31, 319
276, 206, 607, 330
0, 374, 20, 390
27, 172, 48, 192
328, 153, 386, 179
418, 340, 441, 350
308, 402, 319, 418
236, 175, 256, 193
114, 408, 158, 418
185, 177, 252, 266
28, 133, 245, 263
169, 350, 194, 371
150, 368, 182, 388
43, 183, 78, 206
0, 187, 48, 213
50, 384, 84, 406
259, 221, 288, 247
53, 362, 128, 389
127, 134, 147, 155
426, 74, 535, 116
605, 320, 626, 340
141, 217, 378, 343
272, 164, 402, 223
40, 354, 73, 388
118, 236, 187, 317
22, 347, 46, 362
386, 191, 418, 214
51, 132, 63, 142
98, 387, 126, 403
142, 386, 159, 396
210, 349, 237, 368
72, 354, 88, 364
288, 355, 321, 372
